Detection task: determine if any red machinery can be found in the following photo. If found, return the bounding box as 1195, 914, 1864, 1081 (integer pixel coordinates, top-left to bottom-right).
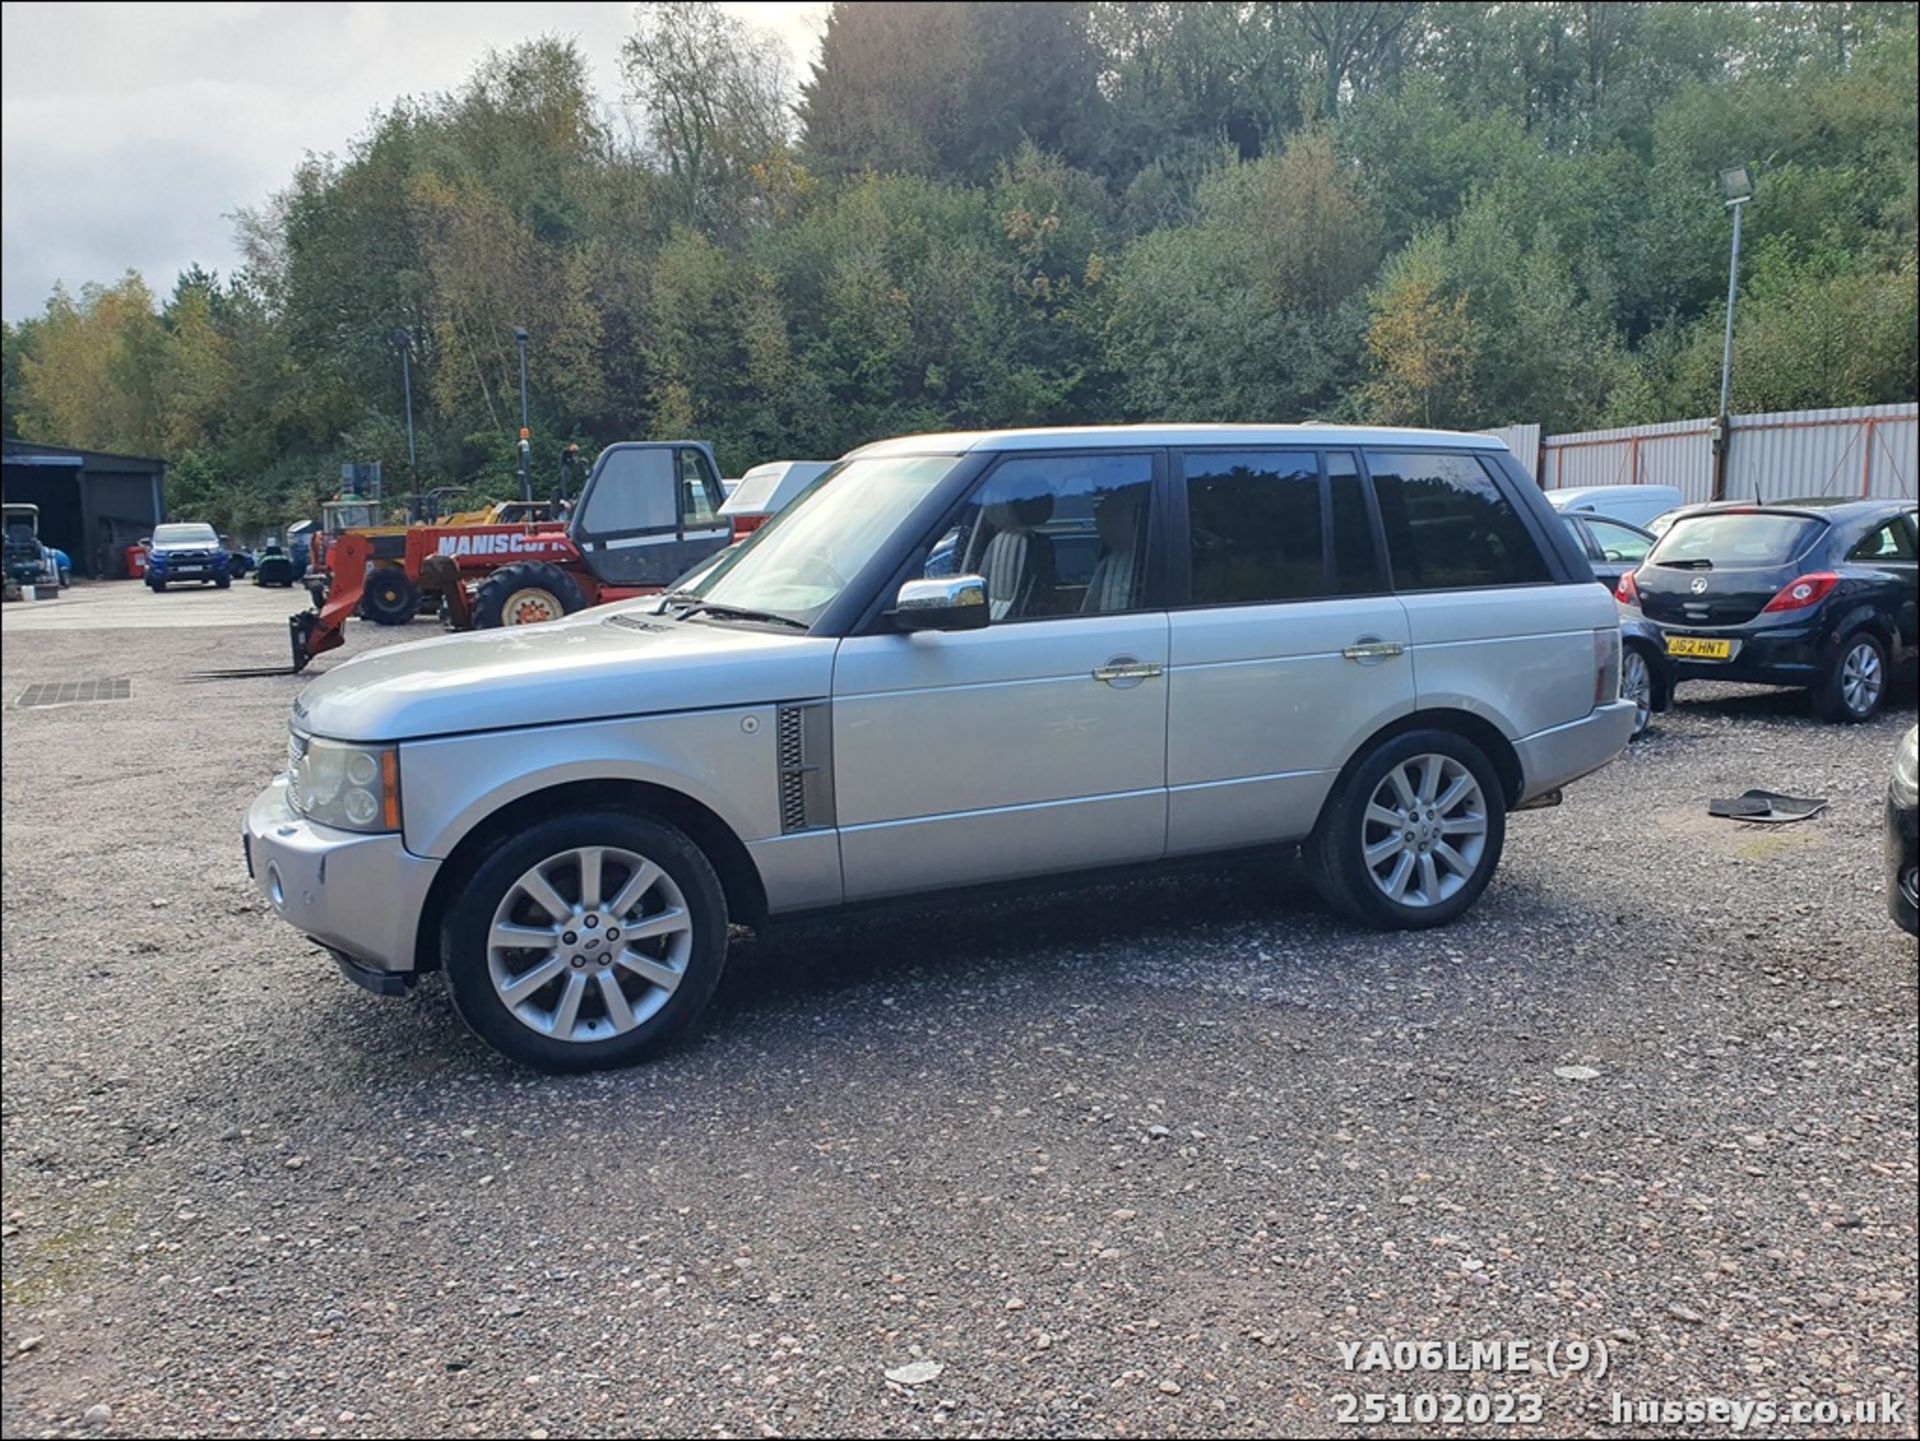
263, 441, 731, 674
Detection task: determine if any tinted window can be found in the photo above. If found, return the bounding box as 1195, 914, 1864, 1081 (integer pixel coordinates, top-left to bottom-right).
1651, 514, 1824, 567
1185, 450, 1323, 604
580, 447, 677, 533
927, 453, 1154, 620
1327, 451, 1382, 594
1367, 451, 1550, 590
1848, 518, 1917, 561
1585, 518, 1652, 564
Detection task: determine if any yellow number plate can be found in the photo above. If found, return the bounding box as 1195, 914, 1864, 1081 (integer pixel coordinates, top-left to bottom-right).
1666, 635, 1732, 660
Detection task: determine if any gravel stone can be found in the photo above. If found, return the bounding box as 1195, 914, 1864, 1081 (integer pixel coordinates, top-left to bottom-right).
2, 593, 1915, 1437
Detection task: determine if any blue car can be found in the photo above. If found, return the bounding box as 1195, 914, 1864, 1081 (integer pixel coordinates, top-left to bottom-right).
146, 522, 232, 591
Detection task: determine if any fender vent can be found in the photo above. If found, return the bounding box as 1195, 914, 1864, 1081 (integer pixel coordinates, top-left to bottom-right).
776, 702, 834, 833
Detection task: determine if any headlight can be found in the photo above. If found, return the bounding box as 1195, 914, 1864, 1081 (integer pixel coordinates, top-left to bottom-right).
1893, 727, 1920, 810
287, 734, 401, 833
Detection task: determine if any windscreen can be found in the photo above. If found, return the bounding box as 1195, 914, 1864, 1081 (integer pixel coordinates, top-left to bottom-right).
1650, 513, 1824, 567
679, 455, 960, 625
153, 523, 219, 547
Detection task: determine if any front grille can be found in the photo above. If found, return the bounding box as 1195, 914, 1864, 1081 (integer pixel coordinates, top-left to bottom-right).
775, 703, 834, 833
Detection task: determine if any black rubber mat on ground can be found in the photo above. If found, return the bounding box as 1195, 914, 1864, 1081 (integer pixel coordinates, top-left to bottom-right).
1707, 789, 1829, 823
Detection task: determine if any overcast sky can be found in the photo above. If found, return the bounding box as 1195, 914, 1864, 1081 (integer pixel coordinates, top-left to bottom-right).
0, 1, 825, 321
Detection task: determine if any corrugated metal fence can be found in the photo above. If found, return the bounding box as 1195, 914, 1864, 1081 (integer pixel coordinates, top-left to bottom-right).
1517, 402, 1916, 504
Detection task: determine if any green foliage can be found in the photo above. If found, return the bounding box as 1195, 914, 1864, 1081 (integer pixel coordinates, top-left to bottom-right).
4, 3, 1914, 534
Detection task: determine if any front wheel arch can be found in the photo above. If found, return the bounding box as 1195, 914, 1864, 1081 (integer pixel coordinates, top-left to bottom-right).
413, 778, 767, 974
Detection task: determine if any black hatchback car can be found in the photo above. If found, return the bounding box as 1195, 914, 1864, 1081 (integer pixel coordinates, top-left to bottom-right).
1617, 498, 1917, 722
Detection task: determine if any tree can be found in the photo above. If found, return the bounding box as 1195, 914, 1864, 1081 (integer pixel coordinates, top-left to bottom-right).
621, 2, 791, 234
800, 3, 1105, 183
15, 276, 168, 455
1359, 240, 1478, 426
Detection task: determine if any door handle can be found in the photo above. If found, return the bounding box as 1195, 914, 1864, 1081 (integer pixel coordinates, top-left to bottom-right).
1342, 638, 1406, 662
1092, 660, 1164, 684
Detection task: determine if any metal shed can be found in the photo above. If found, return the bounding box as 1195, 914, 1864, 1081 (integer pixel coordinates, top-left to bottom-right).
1, 440, 166, 578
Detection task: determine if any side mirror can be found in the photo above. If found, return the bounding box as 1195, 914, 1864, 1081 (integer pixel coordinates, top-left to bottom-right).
893, 574, 989, 633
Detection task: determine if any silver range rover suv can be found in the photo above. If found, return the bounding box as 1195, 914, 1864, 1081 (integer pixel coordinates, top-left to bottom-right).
245, 425, 1635, 1071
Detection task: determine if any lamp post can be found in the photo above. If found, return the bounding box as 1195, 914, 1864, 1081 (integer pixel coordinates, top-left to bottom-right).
1711, 165, 1753, 500
513, 326, 532, 503
391, 328, 419, 521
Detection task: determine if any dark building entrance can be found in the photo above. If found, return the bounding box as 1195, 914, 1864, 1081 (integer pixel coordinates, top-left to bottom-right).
1, 441, 166, 577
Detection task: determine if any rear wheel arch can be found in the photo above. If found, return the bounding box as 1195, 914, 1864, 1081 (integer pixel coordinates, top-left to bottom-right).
412, 779, 767, 973
1326, 708, 1525, 816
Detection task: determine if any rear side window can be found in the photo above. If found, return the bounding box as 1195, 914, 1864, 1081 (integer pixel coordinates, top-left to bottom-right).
1327, 451, 1383, 594
1185, 450, 1323, 604
1652, 514, 1824, 567
1181, 449, 1384, 605
1366, 451, 1550, 590
1847, 518, 1917, 561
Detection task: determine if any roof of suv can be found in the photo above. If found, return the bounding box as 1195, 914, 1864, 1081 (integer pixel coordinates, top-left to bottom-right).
847, 423, 1507, 458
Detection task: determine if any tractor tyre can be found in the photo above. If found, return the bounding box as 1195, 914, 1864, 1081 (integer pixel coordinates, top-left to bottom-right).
359, 567, 421, 626
470, 562, 587, 629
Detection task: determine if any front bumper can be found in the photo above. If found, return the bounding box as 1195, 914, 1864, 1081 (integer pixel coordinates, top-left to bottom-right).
1512, 700, 1637, 804
1887, 791, 1919, 938
245, 778, 440, 977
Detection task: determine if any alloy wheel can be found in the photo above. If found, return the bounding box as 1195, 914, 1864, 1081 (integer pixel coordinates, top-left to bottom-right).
1841, 641, 1883, 717
487, 845, 693, 1042
1622, 650, 1653, 737
1360, 753, 1489, 908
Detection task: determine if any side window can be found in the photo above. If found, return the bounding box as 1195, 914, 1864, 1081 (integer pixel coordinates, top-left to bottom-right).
1848, 519, 1917, 561
1327, 451, 1383, 594
1184, 449, 1323, 605
1586, 518, 1652, 564
578, 447, 678, 533
925, 453, 1154, 621
1559, 514, 1595, 559
679, 448, 724, 528
1367, 451, 1551, 590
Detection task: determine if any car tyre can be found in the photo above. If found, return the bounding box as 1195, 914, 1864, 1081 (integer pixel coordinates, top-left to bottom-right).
148, 579, 165, 592
441, 810, 729, 1073
1813, 631, 1887, 723
214, 575, 231, 590
359, 568, 420, 626
470, 561, 586, 629
1621, 644, 1657, 740
1306, 728, 1507, 931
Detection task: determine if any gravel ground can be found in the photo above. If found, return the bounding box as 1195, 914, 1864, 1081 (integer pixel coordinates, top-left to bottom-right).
2, 591, 1916, 1439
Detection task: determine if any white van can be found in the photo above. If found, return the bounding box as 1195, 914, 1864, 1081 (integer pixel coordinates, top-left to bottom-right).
1545, 485, 1685, 531
718, 460, 835, 537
